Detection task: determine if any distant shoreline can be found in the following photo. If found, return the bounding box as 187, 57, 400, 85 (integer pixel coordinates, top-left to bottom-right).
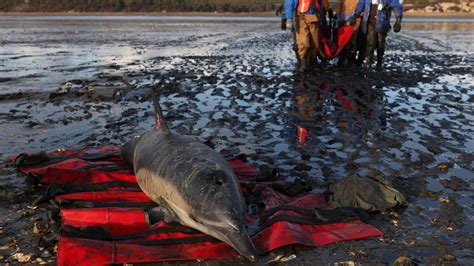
404, 11, 473, 17
0, 11, 275, 17
0, 11, 473, 18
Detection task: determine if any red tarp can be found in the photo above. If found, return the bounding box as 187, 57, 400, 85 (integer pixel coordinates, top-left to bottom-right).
319, 25, 355, 59
15, 147, 383, 265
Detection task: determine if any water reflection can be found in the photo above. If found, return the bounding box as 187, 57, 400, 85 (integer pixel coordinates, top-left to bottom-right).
286, 78, 388, 152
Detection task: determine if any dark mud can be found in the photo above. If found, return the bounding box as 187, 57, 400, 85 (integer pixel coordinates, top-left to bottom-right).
0, 17, 473, 264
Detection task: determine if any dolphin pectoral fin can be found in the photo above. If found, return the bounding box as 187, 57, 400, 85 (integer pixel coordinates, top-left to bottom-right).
145, 206, 179, 225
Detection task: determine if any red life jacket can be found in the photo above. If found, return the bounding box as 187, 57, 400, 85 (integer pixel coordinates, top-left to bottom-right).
297, 0, 320, 14
15, 147, 383, 265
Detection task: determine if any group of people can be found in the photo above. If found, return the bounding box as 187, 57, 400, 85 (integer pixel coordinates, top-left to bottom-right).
278, 0, 403, 73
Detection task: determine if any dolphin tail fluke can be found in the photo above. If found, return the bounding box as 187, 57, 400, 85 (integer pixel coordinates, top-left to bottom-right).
150, 89, 170, 133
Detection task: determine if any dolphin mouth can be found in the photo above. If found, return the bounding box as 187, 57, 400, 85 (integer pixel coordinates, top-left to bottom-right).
166, 202, 256, 260
211, 225, 257, 261
189, 215, 257, 260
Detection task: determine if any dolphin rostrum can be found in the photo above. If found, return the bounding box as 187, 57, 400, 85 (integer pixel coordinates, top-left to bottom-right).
120, 90, 257, 261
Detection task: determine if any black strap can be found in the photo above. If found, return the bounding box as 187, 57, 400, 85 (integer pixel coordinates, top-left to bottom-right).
258, 209, 359, 229
30, 182, 140, 205
245, 180, 311, 204
38, 225, 60, 247
25, 172, 44, 187
58, 200, 157, 209
61, 225, 218, 246
235, 166, 277, 181
244, 205, 360, 235
78, 151, 121, 160
15, 152, 50, 168
124, 235, 220, 246
61, 225, 200, 241
259, 205, 316, 222
16, 151, 121, 169
76, 164, 130, 172
46, 181, 140, 197
48, 207, 61, 224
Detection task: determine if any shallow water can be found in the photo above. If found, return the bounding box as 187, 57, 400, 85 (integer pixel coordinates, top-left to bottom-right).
0, 16, 473, 264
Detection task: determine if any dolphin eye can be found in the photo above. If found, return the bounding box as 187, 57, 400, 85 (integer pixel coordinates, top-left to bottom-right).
213, 172, 225, 186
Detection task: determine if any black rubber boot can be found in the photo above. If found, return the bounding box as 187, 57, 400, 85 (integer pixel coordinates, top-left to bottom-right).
376, 52, 384, 71
363, 57, 372, 78
347, 52, 356, 66
376, 60, 383, 71
299, 60, 307, 73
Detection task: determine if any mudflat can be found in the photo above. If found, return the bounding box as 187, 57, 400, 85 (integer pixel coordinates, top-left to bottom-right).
0, 16, 473, 264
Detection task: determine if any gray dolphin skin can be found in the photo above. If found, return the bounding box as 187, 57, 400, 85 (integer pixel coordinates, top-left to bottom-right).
120, 90, 257, 261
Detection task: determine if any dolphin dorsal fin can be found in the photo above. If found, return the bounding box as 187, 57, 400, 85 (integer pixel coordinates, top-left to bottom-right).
150, 89, 170, 133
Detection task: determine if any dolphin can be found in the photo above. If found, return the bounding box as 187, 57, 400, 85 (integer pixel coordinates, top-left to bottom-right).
120, 90, 257, 261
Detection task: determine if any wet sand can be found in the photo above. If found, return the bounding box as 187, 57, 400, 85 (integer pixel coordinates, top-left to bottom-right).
0, 17, 473, 264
